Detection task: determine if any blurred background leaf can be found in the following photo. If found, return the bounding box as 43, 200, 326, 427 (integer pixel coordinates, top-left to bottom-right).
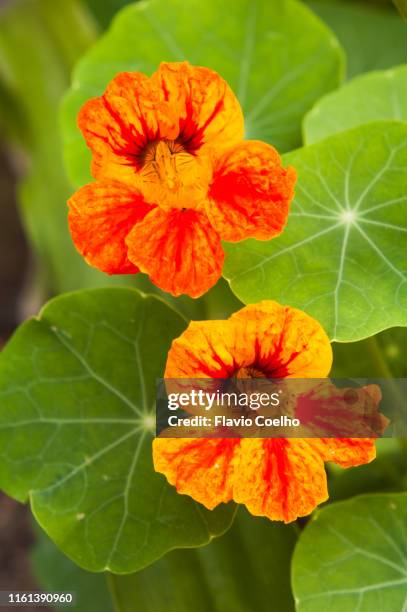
332, 329, 407, 379
307, 1, 407, 77
0, 0, 106, 296
303, 65, 407, 144
82, 0, 133, 28
31, 526, 114, 612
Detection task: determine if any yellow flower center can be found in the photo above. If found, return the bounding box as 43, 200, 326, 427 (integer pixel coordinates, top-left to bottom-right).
236, 366, 266, 378
137, 139, 211, 210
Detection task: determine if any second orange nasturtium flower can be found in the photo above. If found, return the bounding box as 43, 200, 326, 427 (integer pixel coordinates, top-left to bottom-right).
68, 62, 296, 297
153, 301, 376, 522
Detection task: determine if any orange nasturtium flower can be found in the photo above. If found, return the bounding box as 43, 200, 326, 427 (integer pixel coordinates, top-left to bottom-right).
153, 301, 376, 523
68, 62, 296, 298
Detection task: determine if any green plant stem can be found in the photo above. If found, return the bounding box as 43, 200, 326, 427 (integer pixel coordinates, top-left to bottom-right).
366, 336, 407, 456
393, 0, 407, 20
106, 573, 122, 612
364, 335, 393, 379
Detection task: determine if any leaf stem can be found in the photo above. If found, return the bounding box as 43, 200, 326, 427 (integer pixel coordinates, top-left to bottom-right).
106, 573, 122, 612
365, 335, 407, 454
364, 336, 393, 379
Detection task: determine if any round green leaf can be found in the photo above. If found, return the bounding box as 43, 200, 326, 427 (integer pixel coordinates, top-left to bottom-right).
224, 120, 407, 342
292, 493, 407, 611
304, 65, 407, 144
0, 288, 235, 573
61, 0, 344, 187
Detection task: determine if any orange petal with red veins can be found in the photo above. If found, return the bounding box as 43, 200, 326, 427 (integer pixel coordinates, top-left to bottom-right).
207, 141, 296, 241
293, 382, 386, 438
78, 71, 169, 182
165, 301, 332, 378
153, 438, 240, 509
313, 437, 376, 468
230, 302, 332, 378
152, 62, 244, 154
153, 436, 376, 522
155, 300, 376, 522
78, 63, 244, 186
234, 439, 329, 522
125, 207, 224, 298
68, 180, 153, 274
164, 319, 244, 378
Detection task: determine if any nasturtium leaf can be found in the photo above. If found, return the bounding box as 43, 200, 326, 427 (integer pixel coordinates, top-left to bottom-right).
0, 288, 235, 573
304, 65, 407, 144
307, 1, 407, 78
292, 493, 407, 611
110, 508, 297, 612
61, 0, 344, 187
224, 120, 407, 342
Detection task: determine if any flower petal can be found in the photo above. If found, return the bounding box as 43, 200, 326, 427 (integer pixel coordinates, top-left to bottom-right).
153, 438, 240, 509
165, 301, 332, 378
230, 302, 332, 377
237, 438, 374, 522
78, 71, 170, 182
155, 301, 375, 522
126, 207, 224, 297
234, 439, 329, 522
152, 62, 244, 154
314, 437, 376, 468
294, 382, 387, 438
153, 436, 375, 522
164, 319, 242, 378
78, 63, 244, 187
207, 141, 296, 241
68, 180, 153, 274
